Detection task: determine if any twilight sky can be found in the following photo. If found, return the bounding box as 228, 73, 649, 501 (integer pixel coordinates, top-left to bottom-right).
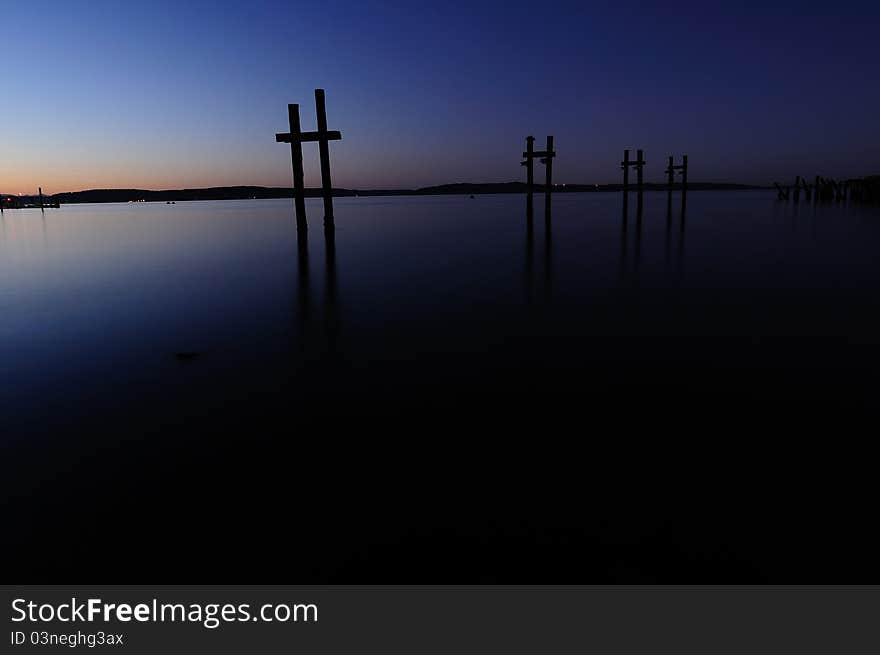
2, 0, 878, 193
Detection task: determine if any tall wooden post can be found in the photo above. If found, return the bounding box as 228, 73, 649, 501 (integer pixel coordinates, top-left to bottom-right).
314, 89, 335, 228
276, 90, 342, 234
636, 149, 644, 215
287, 103, 307, 232
39, 187, 44, 212
544, 136, 553, 215
526, 136, 535, 217
681, 154, 688, 215
666, 155, 674, 216
622, 149, 630, 216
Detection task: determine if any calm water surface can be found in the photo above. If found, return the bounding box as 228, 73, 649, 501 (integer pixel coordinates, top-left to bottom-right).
2, 192, 879, 580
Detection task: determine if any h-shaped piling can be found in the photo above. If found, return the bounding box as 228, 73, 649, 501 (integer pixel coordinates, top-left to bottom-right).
276, 88, 343, 233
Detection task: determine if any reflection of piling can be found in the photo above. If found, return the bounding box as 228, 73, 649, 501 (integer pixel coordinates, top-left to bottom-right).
680, 154, 688, 215
677, 219, 686, 277
324, 226, 338, 348
525, 210, 535, 307
296, 230, 312, 356
636, 149, 645, 215
543, 210, 552, 300
619, 204, 628, 281
665, 201, 672, 269
634, 203, 643, 274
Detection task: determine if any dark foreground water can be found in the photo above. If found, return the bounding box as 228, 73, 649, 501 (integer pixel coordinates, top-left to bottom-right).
2, 192, 879, 581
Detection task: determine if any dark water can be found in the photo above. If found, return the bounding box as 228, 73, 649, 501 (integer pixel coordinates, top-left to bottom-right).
3, 192, 879, 581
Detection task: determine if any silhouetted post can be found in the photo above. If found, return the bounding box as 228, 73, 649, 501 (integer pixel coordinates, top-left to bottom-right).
522, 136, 535, 218
621, 149, 630, 214
275, 89, 343, 234
314, 89, 338, 229
681, 155, 687, 214
542, 135, 554, 215
39, 187, 44, 212
666, 155, 674, 215
636, 149, 645, 215
279, 103, 307, 232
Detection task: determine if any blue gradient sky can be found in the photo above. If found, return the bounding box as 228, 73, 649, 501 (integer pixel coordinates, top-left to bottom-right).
2, 1, 878, 193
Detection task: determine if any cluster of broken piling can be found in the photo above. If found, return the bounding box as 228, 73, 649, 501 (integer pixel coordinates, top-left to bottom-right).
774, 176, 879, 205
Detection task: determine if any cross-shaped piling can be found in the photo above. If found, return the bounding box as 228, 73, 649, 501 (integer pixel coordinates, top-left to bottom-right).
276, 88, 342, 233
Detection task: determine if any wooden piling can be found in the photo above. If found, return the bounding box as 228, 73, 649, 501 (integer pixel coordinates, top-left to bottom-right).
287, 103, 307, 232
666, 155, 674, 215
526, 136, 535, 216
314, 89, 335, 227
275, 89, 343, 234
39, 187, 44, 212
544, 135, 553, 215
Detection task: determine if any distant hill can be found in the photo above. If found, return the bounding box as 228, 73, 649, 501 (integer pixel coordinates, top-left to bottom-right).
17, 181, 769, 205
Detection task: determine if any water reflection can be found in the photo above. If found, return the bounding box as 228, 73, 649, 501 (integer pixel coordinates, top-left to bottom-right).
619, 201, 629, 281
296, 230, 312, 356
633, 204, 643, 275
665, 203, 672, 270
324, 225, 339, 351
544, 206, 552, 301
617, 195, 687, 282
294, 223, 340, 360
524, 208, 535, 306
523, 204, 554, 307
677, 202, 687, 277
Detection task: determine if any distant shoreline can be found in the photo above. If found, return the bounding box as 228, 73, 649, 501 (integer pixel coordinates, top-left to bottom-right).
3, 182, 771, 206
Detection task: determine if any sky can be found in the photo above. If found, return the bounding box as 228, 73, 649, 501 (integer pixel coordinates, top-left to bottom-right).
1, 0, 878, 193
